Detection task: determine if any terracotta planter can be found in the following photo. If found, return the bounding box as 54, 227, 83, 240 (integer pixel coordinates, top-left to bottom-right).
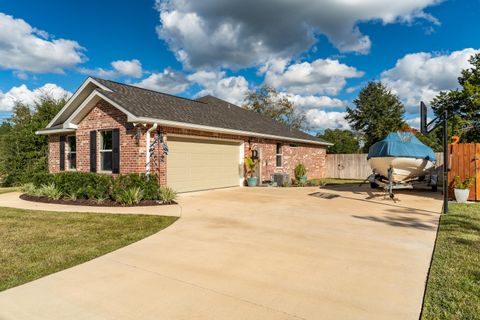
454, 188, 470, 203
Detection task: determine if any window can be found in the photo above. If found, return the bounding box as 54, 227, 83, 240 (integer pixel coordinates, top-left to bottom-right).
66, 136, 76, 170
100, 130, 113, 171
276, 143, 283, 167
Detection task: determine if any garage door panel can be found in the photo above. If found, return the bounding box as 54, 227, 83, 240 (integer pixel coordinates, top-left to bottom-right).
167, 136, 241, 192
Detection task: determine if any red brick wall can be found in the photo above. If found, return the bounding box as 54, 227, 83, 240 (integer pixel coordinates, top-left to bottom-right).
48, 135, 60, 173
48, 100, 327, 184
49, 100, 148, 174
244, 140, 326, 182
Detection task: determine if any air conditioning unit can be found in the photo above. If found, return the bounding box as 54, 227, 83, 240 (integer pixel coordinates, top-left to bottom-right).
272, 173, 289, 186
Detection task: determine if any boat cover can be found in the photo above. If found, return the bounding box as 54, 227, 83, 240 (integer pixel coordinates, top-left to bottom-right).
367, 132, 436, 161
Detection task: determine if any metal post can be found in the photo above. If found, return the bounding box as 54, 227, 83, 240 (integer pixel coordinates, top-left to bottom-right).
443, 110, 449, 214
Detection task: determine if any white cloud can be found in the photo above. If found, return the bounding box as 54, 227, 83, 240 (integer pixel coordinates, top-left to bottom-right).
0, 83, 72, 111
188, 70, 249, 105
110, 59, 143, 78
264, 58, 364, 96
381, 48, 480, 112
79, 59, 144, 79
135, 68, 189, 94
155, 0, 441, 69
288, 94, 347, 109
0, 12, 85, 73
306, 109, 350, 131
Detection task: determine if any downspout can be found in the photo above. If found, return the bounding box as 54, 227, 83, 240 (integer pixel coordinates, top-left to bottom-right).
146, 123, 158, 175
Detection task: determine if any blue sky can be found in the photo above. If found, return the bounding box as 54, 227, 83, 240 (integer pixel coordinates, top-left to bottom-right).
1, 0, 479, 131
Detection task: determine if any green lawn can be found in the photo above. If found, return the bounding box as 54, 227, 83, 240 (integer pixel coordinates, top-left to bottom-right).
309, 178, 364, 185
0, 207, 177, 291
422, 202, 480, 319
0, 187, 20, 194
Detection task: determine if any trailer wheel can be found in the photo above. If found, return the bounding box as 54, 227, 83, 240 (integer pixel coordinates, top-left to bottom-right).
370, 182, 379, 189
431, 185, 438, 192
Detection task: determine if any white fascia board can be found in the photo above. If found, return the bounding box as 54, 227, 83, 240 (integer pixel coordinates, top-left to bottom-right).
46, 77, 112, 128
36, 128, 76, 135
62, 91, 101, 128
134, 116, 332, 146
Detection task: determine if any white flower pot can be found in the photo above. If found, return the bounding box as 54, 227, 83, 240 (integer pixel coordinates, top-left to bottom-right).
454, 188, 470, 203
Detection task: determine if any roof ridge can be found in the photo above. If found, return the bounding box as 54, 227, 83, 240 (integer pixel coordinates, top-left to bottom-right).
91, 77, 207, 105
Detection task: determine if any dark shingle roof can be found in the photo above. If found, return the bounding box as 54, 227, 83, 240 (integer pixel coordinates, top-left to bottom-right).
92, 78, 328, 145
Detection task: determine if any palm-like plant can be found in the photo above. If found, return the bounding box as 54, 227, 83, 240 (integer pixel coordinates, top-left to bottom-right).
244, 156, 257, 177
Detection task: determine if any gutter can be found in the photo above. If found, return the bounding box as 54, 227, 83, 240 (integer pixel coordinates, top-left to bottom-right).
145, 123, 158, 175
134, 116, 332, 146
36, 128, 76, 135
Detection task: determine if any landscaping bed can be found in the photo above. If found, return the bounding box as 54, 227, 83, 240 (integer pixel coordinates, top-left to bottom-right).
0, 207, 178, 291
19, 194, 175, 207
22, 172, 177, 206
421, 202, 480, 319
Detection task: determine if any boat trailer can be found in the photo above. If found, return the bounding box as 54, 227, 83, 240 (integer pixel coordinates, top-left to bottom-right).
364, 167, 438, 199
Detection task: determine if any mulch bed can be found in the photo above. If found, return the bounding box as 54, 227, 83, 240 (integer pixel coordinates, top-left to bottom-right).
20, 194, 176, 207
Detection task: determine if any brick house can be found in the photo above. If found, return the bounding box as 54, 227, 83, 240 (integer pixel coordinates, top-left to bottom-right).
37, 77, 331, 192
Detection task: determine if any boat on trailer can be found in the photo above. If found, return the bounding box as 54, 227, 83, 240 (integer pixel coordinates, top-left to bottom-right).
367, 132, 438, 198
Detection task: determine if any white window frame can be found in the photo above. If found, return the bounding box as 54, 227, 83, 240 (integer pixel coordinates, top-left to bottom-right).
66, 135, 77, 170
276, 143, 283, 167
99, 130, 113, 172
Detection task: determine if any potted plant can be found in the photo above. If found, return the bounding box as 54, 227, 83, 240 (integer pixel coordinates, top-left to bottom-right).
453, 175, 474, 203
294, 163, 307, 185
244, 156, 258, 187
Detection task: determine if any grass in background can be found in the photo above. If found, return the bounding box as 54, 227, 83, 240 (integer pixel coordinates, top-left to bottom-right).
0, 207, 177, 291
422, 202, 480, 319
0, 187, 20, 194
308, 178, 363, 186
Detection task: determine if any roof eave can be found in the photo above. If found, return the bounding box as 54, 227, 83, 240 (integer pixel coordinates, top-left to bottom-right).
36, 128, 76, 135
133, 116, 332, 146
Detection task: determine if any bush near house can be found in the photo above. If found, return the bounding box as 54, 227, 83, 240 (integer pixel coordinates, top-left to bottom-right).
26, 172, 176, 205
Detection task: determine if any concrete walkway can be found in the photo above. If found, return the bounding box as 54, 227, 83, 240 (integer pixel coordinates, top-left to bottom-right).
0, 192, 181, 216
0, 186, 442, 320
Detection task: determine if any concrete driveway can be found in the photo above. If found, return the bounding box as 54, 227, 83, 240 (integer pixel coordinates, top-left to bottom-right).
0, 185, 442, 320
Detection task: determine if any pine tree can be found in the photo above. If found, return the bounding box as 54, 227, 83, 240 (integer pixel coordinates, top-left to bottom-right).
346, 81, 406, 151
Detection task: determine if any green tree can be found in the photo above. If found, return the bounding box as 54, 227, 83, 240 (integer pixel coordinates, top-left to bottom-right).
346, 81, 406, 151
431, 53, 480, 142
243, 86, 306, 130
317, 129, 361, 154
0, 96, 65, 186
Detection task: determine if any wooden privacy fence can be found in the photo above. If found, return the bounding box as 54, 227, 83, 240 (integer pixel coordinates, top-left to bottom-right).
448, 143, 480, 201
325, 154, 370, 179
326, 153, 444, 180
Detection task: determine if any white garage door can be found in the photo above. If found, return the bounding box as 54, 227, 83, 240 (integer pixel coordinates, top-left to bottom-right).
167, 136, 242, 192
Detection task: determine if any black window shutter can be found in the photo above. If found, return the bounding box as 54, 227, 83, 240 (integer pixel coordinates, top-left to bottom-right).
112, 128, 120, 174
90, 131, 97, 172
59, 135, 65, 171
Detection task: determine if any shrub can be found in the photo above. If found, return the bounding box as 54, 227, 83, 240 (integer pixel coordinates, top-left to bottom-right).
28, 172, 173, 205
53, 172, 112, 199
65, 190, 79, 201
21, 183, 42, 196
159, 186, 177, 204
32, 172, 55, 188
113, 174, 159, 200
40, 183, 62, 200
294, 163, 307, 180
116, 187, 144, 206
